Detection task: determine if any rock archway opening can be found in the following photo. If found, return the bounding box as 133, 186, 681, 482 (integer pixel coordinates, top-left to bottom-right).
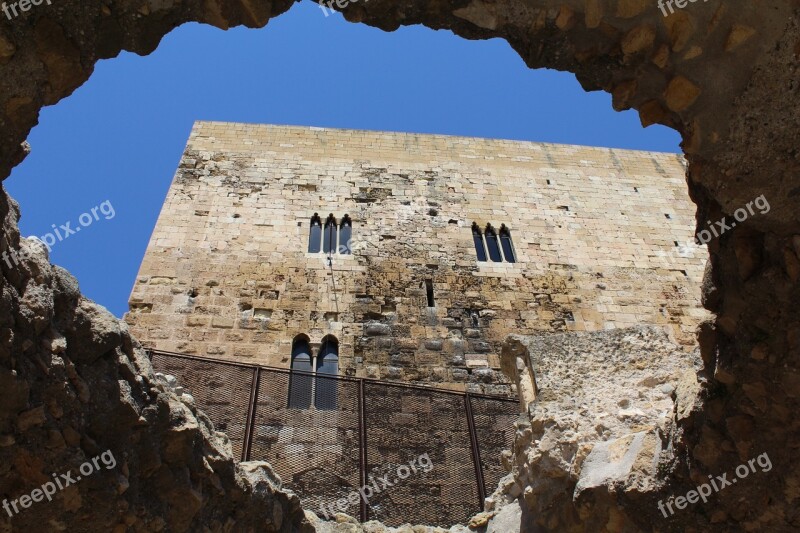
0, 0, 797, 531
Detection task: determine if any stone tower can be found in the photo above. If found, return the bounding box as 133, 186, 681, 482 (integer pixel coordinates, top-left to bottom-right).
126, 122, 707, 395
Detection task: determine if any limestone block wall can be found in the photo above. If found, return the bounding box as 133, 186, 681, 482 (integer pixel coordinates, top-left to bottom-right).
126, 122, 708, 394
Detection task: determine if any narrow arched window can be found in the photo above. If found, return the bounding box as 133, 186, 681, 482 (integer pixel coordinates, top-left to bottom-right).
472, 222, 487, 262
288, 336, 313, 408
485, 224, 503, 262
308, 214, 322, 253
315, 336, 339, 410
339, 215, 352, 255
499, 224, 516, 263
322, 214, 337, 254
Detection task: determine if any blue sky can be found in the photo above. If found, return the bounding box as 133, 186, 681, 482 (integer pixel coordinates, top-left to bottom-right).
4, 1, 682, 318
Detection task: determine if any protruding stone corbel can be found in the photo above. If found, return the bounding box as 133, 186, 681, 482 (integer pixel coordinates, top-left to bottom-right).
500, 337, 538, 413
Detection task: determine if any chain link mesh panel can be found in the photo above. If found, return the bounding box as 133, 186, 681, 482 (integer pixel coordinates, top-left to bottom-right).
249, 370, 362, 520
149, 353, 254, 460
469, 396, 520, 499
363, 382, 480, 527
149, 351, 519, 527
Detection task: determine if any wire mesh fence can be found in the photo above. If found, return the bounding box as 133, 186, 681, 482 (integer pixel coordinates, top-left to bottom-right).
149, 350, 519, 528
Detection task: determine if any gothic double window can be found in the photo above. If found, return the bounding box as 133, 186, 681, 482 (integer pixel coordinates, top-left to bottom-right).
288, 335, 339, 410
308, 213, 353, 255
472, 222, 516, 263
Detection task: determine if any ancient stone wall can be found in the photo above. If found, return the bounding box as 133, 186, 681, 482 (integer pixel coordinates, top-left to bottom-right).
126, 122, 707, 394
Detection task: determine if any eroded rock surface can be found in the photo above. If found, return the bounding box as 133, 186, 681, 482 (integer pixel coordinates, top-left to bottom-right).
494, 327, 789, 531
305, 511, 475, 533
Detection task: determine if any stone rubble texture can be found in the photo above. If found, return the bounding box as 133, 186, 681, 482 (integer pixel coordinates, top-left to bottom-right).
301, 509, 528, 533
0, 0, 798, 531
126, 122, 706, 395
492, 327, 702, 531
304, 510, 474, 532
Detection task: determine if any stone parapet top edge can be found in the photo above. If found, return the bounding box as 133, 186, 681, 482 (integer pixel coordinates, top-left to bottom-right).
187, 120, 685, 160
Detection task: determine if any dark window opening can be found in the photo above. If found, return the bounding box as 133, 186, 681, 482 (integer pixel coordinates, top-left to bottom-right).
499, 224, 516, 263
485, 224, 503, 262
308, 213, 322, 253
288, 336, 313, 408
472, 222, 487, 262
315, 336, 339, 410
425, 279, 435, 307
339, 215, 352, 254
323, 214, 337, 254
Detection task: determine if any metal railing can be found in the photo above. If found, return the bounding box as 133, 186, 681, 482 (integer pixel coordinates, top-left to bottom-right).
148, 349, 520, 527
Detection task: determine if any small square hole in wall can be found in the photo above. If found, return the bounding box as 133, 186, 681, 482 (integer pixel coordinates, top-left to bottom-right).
546, 179, 551, 185
253, 309, 272, 320
634, 187, 639, 192
258, 289, 279, 300
665, 213, 672, 219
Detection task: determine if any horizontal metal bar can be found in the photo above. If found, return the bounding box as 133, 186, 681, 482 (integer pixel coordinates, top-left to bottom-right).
147, 348, 517, 402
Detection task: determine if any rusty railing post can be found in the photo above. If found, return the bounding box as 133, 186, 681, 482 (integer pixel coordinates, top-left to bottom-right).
358, 378, 368, 522
465, 392, 487, 511
242, 367, 260, 462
